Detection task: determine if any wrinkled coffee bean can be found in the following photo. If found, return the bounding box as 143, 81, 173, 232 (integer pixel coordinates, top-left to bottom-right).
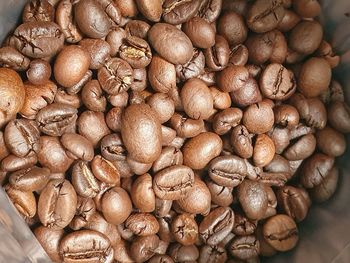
60, 133, 94, 161
125, 212, 159, 236
120, 36, 152, 69
229, 235, 260, 261
69, 196, 96, 230
72, 161, 100, 198
162, 0, 201, 25
5, 184, 36, 218
0, 46, 30, 71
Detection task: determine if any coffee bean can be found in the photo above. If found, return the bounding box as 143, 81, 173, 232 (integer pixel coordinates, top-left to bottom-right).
243, 102, 274, 134
125, 20, 150, 39
205, 35, 230, 71
199, 245, 227, 263
309, 166, 339, 203
263, 214, 298, 252
206, 179, 234, 207
148, 55, 176, 93
135, 0, 162, 22
168, 243, 199, 262
10, 21, 64, 58
23, 0, 54, 23
131, 173, 155, 213
198, 0, 222, 23
0, 46, 30, 71
125, 212, 159, 236
120, 36, 152, 69
253, 134, 275, 167
9, 166, 50, 192
153, 165, 194, 200
148, 23, 193, 65
176, 49, 205, 81
328, 101, 350, 133
38, 179, 77, 229
130, 235, 160, 262
170, 112, 204, 139
69, 196, 96, 230
91, 155, 120, 185
59, 230, 114, 263
149, 255, 174, 263
162, 0, 201, 25
147, 93, 175, 124
212, 108, 243, 135
60, 133, 94, 161
277, 9, 301, 32
316, 126, 346, 157
72, 161, 100, 198
229, 235, 260, 261
199, 206, 235, 246
5, 184, 36, 218
218, 11, 247, 46
171, 213, 198, 245
80, 38, 111, 70
34, 226, 64, 262
1, 154, 38, 172
183, 17, 215, 49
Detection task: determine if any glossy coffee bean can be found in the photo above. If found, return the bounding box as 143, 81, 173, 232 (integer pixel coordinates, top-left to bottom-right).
59, 230, 114, 263
229, 235, 260, 261
91, 155, 120, 185
170, 112, 204, 139
162, 0, 201, 25
176, 48, 205, 81
205, 35, 230, 72
212, 108, 242, 135
147, 93, 175, 123
148, 55, 176, 93
206, 179, 234, 207
316, 126, 346, 157
69, 196, 96, 230
60, 133, 94, 161
171, 213, 198, 246
9, 166, 50, 192
125, 212, 159, 236
283, 133, 316, 161
263, 214, 298, 252
34, 226, 64, 262
183, 17, 215, 49
199, 206, 235, 246
199, 245, 227, 263
233, 212, 257, 236
26, 59, 51, 85
253, 134, 275, 167
230, 125, 254, 159
243, 102, 274, 134
5, 184, 36, 218
135, 0, 162, 22
217, 65, 249, 92
80, 38, 111, 70
131, 173, 155, 213
328, 101, 350, 133
72, 161, 100, 198
38, 179, 77, 229
1, 154, 38, 172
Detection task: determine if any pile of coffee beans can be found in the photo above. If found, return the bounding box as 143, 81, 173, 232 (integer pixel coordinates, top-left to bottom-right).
0, 0, 349, 262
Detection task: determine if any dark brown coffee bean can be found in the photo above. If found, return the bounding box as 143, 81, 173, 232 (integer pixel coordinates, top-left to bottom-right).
74, 0, 111, 38
38, 179, 77, 229
263, 214, 298, 252
176, 176, 211, 215
23, 0, 54, 23
208, 155, 247, 187
328, 101, 350, 133
217, 65, 249, 92
253, 134, 275, 167
230, 125, 254, 159
102, 186, 132, 225
247, 0, 285, 33
130, 173, 155, 213
80, 38, 111, 70
228, 44, 249, 66
259, 154, 291, 187
229, 235, 260, 261
218, 11, 247, 46
212, 108, 242, 135
149, 255, 174, 263
171, 213, 198, 245
0, 68, 26, 128
81, 80, 106, 112
205, 35, 230, 71
98, 57, 134, 95
153, 165, 194, 200
316, 126, 346, 157
135, 0, 162, 22
149, 23, 193, 64
1, 154, 37, 172
34, 226, 64, 262
121, 103, 162, 163
170, 112, 204, 139
9, 166, 49, 192
206, 179, 234, 207
183, 132, 222, 170
72, 161, 100, 198
283, 133, 316, 161
119, 36, 152, 69
168, 243, 199, 262
198, 0, 222, 23
59, 230, 114, 263
289, 21, 323, 55
5, 184, 36, 218
260, 63, 296, 101
162, 0, 201, 25
152, 146, 183, 173
300, 153, 335, 189
148, 55, 176, 93
125, 212, 159, 236
199, 245, 227, 263
130, 235, 160, 262
233, 212, 257, 236
277, 9, 301, 32
245, 31, 276, 65
183, 17, 215, 49
125, 20, 150, 39
36, 103, 77, 136
56, 0, 83, 43
69, 196, 96, 230
298, 57, 331, 98
277, 186, 310, 222
4, 119, 40, 158
199, 206, 235, 246
176, 49, 205, 81
293, 0, 321, 18
54, 88, 82, 109
238, 180, 268, 220
60, 133, 94, 161
0, 46, 30, 71
309, 166, 338, 203
10, 21, 64, 58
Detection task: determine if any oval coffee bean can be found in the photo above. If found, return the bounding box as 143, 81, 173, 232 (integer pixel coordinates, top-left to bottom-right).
199, 206, 235, 246
153, 165, 195, 200
34, 226, 64, 262
38, 179, 77, 229
131, 173, 156, 213
120, 36, 152, 69
162, 0, 201, 25
171, 213, 198, 246
5, 185, 36, 218
229, 235, 260, 261
59, 230, 114, 263
125, 213, 159, 236
130, 235, 160, 262
60, 133, 94, 161
316, 126, 346, 157
72, 161, 100, 198
9, 166, 50, 192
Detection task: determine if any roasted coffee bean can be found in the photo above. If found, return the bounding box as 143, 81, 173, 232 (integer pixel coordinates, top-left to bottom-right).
152, 146, 183, 173
125, 20, 150, 39
4, 119, 40, 158
59, 230, 114, 263
300, 153, 335, 189
253, 134, 275, 167
72, 161, 100, 198
155, 198, 173, 218
230, 125, 254, 159
108, 91, 129, 108
131, 67, 147, 91
293, 0, 321, 18
125, 212, 159, 236
149, 255, 174, 263
147, 93, 175, 124
176, 49, 205, 81
268, 127, 290, 154
54, 88, 82, 109
98, 58, 134, 95
56, 0, 83, 43
247, 0, 285, 33
316, 126, 346, 157
176, 176, 211, 215
120, 36, 152, 69
153, 165, 194, 200
259, 154, 291, 187
26, 59, 51, 85
245, 31, 276, 65
283, 133, 316, 161
126, 155, 152, 175
168, 243, 199, 262
238, 180, 268, 220
149, 23, 193, 64
229, 235, 260, 261
5, 184, 36, 218
80, 38, 111, 70
162, 0, 201, 25
69, 196, 96, 230
263, 214, 298, 252
270, 30, 288, 64
170, 112, 204, 139
10, 21, 64, 58
217, 65, 249, 92
148, 55, 176, 93
260, 63, 296, 101
9, 166, 50, 192
130, 235, 160, 262
121, 103, 162, 163
206, 179, 234, 207
60, 133, 94, 161
309, 166, 339, 203
23, 0, 54, 23
135, 0, 162, 22
328, 101, 350, 133
205, 35, 230, 72
198, 68, 217, 86
199, 245, 227, 263
199, 206, 235, 246
100, 133, 126, 162
208, 155, 247, 187
131, 173, 155, 213
218, 11, 247, 46
243, 102, 274, 134
105, 107, 123, 133
113, 240, 134, 262
231, 78, 262, 107
273, 105, 300, 128
212, 108, 242, 135
198, 0, 222, 23
0, 46, 30, 71
92, 155, 120, 185
233, 212, 257, 236
0, 68, 26, 128
34, 226, 64, 262
183, 17, 215, 49
1, 154, 38, 172
171, 213, 198, 246
38, 179, 77, 229
277, 9, 301, 32
210, 86, 231, 110
101, 186, 132, 225
36, 103, 77, 136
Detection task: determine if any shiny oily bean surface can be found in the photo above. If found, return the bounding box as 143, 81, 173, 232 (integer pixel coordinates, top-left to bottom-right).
72, 161, 100, 198
34, 226, 64, 262
125, 212, 159, 236
171, 213, 198, 246
59, 230, 114, 263
60, 133, 94, 161
9, 166, 50, 192
5, 185, 36, 218
131, 173, 155, 213
229, 235, 260, 261
92, 155, 120, 185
